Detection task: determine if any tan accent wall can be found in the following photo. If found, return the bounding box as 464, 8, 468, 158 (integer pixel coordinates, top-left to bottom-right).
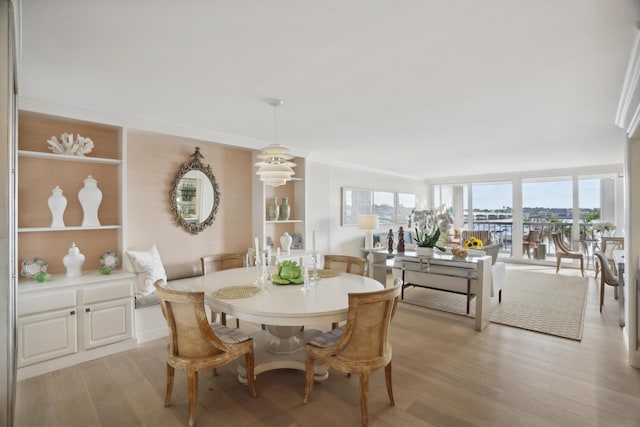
126, 131, 252, 264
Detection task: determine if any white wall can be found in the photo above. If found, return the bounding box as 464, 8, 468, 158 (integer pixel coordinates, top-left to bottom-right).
305, 160, 426, 257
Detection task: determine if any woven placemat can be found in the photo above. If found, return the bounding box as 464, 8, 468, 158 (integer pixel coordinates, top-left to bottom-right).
315, 269, 341, 278
213, 285, 261, 299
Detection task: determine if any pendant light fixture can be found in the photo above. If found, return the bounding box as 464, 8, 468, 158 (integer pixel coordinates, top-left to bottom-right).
255, 99, 296, 187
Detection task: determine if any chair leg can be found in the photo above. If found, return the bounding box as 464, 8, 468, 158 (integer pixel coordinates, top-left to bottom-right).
580, 258, 584, 277
331, 322, 338, 329
221, 312, 227, 326
235, 318, 240, 328
245, 352, 258, 398
600, 279, 605, 313
555, 258, 561, 274
165, 363, 174, 407
303, 352, 315, 404
187, 370, 198, 427
498, 289, 502, 303
360, 372, 370, 427
384, 361, 395, 406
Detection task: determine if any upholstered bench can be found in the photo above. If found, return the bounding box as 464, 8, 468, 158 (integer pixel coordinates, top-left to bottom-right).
134, 261, 204, 309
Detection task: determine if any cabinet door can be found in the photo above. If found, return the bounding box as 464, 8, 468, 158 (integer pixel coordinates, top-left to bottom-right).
82, 298, 133, 350
18, 308, 78, 367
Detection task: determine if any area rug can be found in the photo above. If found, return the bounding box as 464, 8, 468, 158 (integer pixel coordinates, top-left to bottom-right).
400, 270, 589, 340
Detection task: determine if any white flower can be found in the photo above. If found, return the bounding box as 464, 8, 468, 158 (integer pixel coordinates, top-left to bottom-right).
592, 222, 616, 231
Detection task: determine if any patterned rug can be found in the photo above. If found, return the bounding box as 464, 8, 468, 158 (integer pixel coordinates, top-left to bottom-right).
400, 269, 589, 340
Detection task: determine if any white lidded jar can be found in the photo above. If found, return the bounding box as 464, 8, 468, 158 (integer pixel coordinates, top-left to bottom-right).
48, 186, 67, 228
280, 232, 293, 254
78, 175, 102, 227
63, 242, 85, 277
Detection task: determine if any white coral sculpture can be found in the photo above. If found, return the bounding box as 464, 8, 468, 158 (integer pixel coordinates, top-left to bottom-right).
47, 133, 94, 156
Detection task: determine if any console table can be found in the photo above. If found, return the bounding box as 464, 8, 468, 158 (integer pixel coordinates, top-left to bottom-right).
374, 250, 492, 331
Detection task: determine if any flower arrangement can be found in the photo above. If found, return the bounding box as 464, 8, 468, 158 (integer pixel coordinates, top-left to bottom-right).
463, 237, 484, 249
592, 222, 616, 232
413, 227, 446, 252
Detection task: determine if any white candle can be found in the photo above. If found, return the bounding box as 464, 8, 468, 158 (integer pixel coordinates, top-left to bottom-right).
255, 237, 260, 254
276, 247, 281, 262
312, 230, 316, 253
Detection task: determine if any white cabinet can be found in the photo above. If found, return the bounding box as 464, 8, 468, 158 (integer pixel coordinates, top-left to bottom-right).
81, 280, 134, 350
17, 272, 136, 379
18, 307, 78, 368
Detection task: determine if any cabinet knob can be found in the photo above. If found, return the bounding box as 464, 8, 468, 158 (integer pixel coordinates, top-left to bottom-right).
85, 308, 91, 313
70, 310, 76, 315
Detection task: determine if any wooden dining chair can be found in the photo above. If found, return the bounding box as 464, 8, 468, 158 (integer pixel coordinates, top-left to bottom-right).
596, 237, 625, 278
551, 233, 584, 277
324, 254, 367, 329
201, 253, 244, 327
323, 254, 366, 275
154, 281, 257, 427
593, 251, 620, 313
303, 280, 401, 427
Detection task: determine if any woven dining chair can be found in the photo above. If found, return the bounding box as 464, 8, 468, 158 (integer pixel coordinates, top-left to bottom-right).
323, 254, 367, 329
303, 279, 402, 427
201, 253, 244, 327
154, 281, 257, 427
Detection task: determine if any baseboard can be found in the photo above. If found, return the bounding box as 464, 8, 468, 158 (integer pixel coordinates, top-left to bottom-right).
134, 303, 168, 343
17, 338, 137, 381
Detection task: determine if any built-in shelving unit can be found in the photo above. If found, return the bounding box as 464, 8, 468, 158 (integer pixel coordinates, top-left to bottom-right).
252, 155, 307, 251
16, 110, 134, 380
17, 110, 125, 274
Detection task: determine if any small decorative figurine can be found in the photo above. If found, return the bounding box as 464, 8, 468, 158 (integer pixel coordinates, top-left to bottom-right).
387, 229, 394, 252
397, 226, 405, 253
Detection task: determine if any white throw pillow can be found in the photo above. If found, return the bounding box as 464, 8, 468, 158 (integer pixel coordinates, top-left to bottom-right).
126, 245, 167, 297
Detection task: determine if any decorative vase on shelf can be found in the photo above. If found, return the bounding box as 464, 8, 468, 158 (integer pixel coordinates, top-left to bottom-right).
48, 186, 67, 228
267, 197, 280, 221
78, 175, 102, 227
416, 247, 434, 257
63, 242, 85, 277
280, 197, 291, 221
280, 232, 293, 254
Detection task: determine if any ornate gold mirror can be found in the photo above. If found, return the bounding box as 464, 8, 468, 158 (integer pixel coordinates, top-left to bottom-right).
169, 147, 221, 234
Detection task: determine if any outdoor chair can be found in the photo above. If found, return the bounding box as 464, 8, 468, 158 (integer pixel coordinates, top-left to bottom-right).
551, 233, 584, 277
303, 280, 402, 427
153, 281, 257, 427
522, 228, 542, 259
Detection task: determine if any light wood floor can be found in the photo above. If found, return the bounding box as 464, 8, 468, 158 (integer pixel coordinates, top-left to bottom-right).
15, 265, 640, 426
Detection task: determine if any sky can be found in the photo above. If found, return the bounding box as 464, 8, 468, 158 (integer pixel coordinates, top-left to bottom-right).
471, 179, 600, 210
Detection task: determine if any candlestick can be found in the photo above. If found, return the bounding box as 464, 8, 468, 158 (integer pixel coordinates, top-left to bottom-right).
312, 230, 316, 253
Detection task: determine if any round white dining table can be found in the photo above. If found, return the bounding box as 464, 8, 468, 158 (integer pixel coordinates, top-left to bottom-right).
169, 266, 384, 383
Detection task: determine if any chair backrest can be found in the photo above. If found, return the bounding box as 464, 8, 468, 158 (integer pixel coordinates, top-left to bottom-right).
339, 284, 401, 361
552, 233, 572, 254
323, 254, 366, 275
201, 253, 244, 274
525, 229, 542, 243
601, 237, 624, 257
461, 230, 492, 246
154, 281, 228, 358
593, 251, 619, 286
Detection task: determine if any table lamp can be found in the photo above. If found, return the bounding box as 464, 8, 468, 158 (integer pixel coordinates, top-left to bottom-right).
359, 214, 379, 249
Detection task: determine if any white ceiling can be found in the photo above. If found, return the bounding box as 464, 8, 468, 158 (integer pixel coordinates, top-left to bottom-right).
18, 1, 640, 179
